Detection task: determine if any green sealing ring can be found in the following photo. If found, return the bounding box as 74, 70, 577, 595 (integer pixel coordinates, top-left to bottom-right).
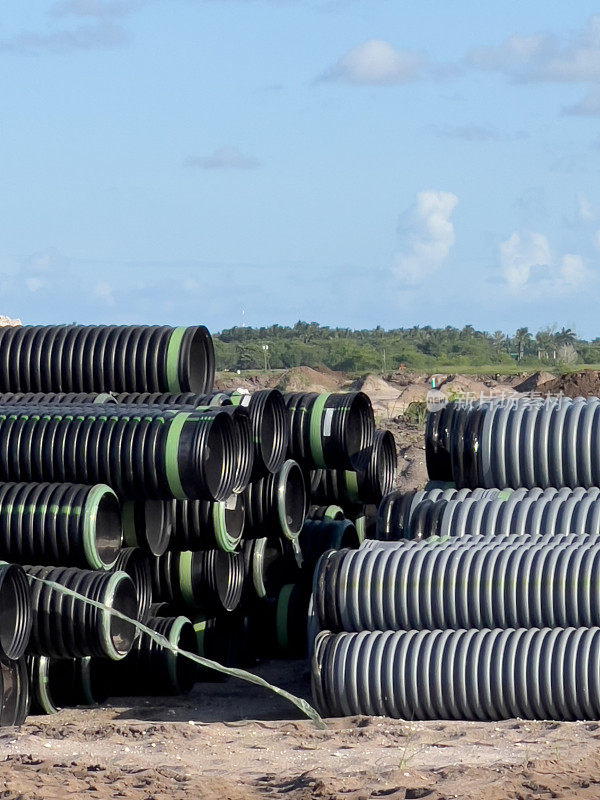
82, 484, 119, 570
276, 460, 301, 541
166, 615, 190, 691
251, 539, 267, 599
164, 412, 193, 499
309, 393, 331, 468
323, 504, 344, 521
211, 501, 240, 553
276, 584, 294, 651
34, 657, 59, 715
165, 326, 187, 393
344, 471, 361, 505
100, 571, 132, 661
178, 551, 196, 606
353, 515, 366, 543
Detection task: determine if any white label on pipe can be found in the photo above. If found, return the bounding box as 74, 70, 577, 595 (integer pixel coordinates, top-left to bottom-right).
323, 408, 334, 436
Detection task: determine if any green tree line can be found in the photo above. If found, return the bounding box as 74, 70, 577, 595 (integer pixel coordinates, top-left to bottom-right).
214, 323, 597, 372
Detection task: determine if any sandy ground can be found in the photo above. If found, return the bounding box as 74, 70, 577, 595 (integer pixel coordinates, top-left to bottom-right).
5, 367, 600, 799
5, 661, 600, 799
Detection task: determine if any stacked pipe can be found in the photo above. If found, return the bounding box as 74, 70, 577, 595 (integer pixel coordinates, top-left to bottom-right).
312, 535, 600, 720
0, 323, 217, 719
377, 486, 600, 540
311, 392, 600, 722
425, 395, 600, 489
103, 387, 379, 665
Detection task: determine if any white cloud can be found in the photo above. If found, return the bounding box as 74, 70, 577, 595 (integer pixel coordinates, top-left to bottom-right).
468, 15, 600, 84
319, 39, 427, 86
499, 230, 592, 294
184, 147, 260, 170
578, 193, 595, 222
393, 190, 458, 285
93, 281, 115, 305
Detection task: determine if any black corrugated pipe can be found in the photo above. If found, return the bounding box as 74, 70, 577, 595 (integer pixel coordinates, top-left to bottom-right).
0, 483, 122, 570
312, 626, 600, 721
109, 615, 198, 695
0, 392, 116, 404
171, 494, 245, 553
377, 490, 420, 540
0, 324, 214, 394
212, 405, 254, 493
425, 403, 456, 481
0, 658, 30, 726
311, 429, 397, 507
113, 388, 289, 479
0, 565, 32, 661
111, 547, 153, 625
243, 459, 307, 542
29, 656, 110, 714
122, 500, 173, 556
25, 566, 137, 659
299, 518, 360, 578
152, 550, 244, 614
224, 390, 289, 478
241, 537, 301, 602
285, 392, 375, 470
0, 404, 238, 501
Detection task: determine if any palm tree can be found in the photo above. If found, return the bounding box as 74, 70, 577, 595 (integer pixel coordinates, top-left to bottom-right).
514, 327, 532, 360
555, 327, 576, 348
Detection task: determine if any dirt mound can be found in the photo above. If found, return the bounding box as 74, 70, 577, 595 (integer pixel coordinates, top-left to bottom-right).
542, 371, 600, 398
354, 374, 399, 396
514, 371, 555, 393
272, 366, 345, 394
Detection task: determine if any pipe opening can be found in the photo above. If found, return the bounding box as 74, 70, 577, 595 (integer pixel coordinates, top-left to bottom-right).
94, 491, 122, 568
0, 566, 31, 660
283, 462, 306, 536
180, 327, 208, 394
106, 576, 138, 658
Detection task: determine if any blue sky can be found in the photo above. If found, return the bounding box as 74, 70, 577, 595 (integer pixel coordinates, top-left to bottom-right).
1, 1, 600, 336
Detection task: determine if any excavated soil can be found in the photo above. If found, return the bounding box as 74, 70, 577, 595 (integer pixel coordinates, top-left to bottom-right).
5, 662, 600, 799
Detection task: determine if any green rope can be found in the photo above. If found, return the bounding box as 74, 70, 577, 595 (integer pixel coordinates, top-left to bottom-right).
27, 574, 326, 729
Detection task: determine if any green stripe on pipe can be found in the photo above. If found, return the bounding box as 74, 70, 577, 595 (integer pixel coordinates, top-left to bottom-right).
309, 393, 330, 468
122, 502, 137, 548
164, 412, 192, 499
178, 551, 195, 606
344, 471, 361, 504
165, 326, 187, 393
